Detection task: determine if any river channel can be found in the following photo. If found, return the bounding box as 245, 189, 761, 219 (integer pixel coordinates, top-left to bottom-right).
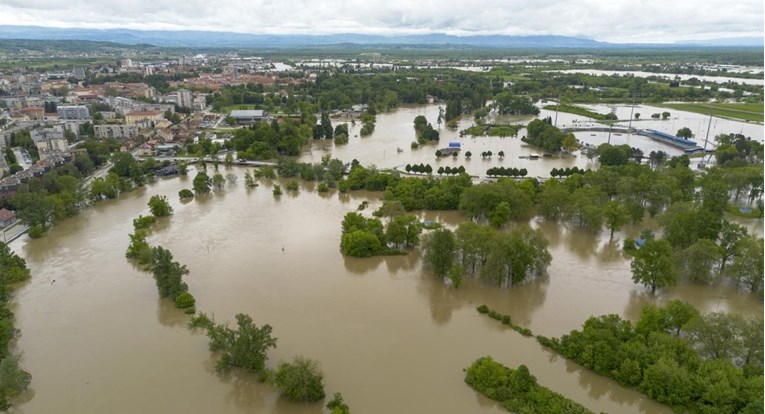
9, 105, 764, 414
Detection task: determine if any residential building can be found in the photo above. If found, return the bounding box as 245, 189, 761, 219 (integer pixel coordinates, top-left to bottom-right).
0, 208, 16, 228
73, 67, 86, 80
19, 107, 44, 120
177, 89, 193, 109
31, 128, 68, 159
94, 124, 140, 140
125, 110, 164, 126
57, 105, 90, 120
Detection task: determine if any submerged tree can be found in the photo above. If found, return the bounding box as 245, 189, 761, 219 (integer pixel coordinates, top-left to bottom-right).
631, 238, 676, 294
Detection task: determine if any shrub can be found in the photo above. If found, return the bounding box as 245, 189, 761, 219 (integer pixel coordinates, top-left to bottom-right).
501, 315, 512, 325
178, 189, 194, 199
317, 183, 329, 193
148, 195, 173, 217
489, 310, 502, 320
272, 185, 282, 196
513, 326, 533, 337
174, 292, 196, 309
133, 215, 157, 230
285, 180, 299, 191
273, 356, 326, 402
477, 305, 489, 314
27, 225, 45, 239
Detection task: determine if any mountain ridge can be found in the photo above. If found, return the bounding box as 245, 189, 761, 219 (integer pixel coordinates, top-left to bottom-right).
0, 25, 761, 48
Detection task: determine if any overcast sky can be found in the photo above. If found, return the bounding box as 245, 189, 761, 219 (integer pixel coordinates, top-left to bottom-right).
0, 0, 762, 43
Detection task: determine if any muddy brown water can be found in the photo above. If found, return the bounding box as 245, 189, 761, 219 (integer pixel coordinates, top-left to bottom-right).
9, 167, 762, 414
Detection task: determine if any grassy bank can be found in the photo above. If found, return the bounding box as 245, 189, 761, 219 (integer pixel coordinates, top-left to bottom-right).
542, 103, 618, 121
659, 102, 763, 123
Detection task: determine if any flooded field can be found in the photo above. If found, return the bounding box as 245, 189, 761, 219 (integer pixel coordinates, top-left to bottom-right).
550, 69, 765, 86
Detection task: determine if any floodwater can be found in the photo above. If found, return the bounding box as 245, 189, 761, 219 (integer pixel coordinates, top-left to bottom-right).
10, 167, 763, 413
550, 69, 765, 86
8, 103, 764, 413
299, 103, 760, 179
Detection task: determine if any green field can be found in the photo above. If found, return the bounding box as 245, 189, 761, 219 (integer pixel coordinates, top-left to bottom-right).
659, 102, 763, 123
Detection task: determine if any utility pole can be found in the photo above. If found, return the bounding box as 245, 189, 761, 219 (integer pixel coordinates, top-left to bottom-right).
554, 94, 560, 127
627, 94, 636, 133
702, 112, 713, 150
608, 123, 613, 144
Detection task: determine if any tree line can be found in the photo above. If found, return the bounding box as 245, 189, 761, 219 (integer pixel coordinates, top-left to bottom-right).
536, 300, 763, 413
0, 243, 33, 410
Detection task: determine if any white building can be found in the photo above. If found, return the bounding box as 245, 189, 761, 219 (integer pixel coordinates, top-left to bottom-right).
57, 105, 90, 120
177, 89, 193, 109
94, 124, 140, 140
31, 127, 68, 159
229, 110, 268, 124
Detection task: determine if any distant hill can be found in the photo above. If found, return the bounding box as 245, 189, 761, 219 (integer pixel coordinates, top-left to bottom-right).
0, 25, 606, 48
675, 37, 764, 47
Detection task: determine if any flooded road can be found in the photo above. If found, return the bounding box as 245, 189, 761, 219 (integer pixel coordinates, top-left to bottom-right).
10, 169, 762, 414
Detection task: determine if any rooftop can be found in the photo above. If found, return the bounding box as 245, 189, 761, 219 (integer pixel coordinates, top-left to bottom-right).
230, 110, 265, 117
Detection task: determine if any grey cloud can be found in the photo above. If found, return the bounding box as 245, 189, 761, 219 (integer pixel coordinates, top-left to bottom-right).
0, 0, 762, 42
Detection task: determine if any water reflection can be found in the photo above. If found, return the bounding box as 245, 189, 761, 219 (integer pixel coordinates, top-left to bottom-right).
342, 255, 383, 275
156, 297, 188, 328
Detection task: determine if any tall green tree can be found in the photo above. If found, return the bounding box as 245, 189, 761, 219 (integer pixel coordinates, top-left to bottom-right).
422, 228, 456, 279
728, 236, 764, 293
603, 200, 629, 239
481, 226, 551, 286
631, 238, 676, 294
0, 243, 31, 284
9, 192, 55, 229
205, 313, 277, 376
148, 195, 173, 217
675, 239, 721, 283
717, 221, 747, 276
193, 172, 212, 194
148, 246, 189, 299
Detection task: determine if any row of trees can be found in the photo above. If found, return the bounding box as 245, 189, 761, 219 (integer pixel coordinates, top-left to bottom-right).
537, 300, 763, 413
437, 166, 466, 176
549, 167, 585, 177
404, 163, 433, 175
486, 167, 528, 178
0, 243, 33, 410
